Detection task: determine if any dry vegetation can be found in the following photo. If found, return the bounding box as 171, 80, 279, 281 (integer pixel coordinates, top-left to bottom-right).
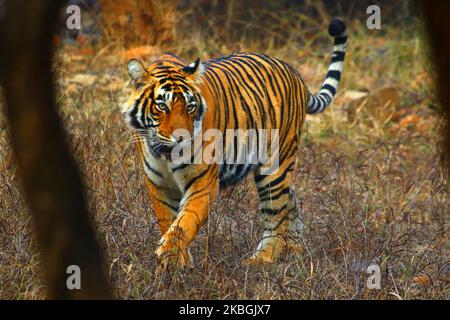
0, 2, 448, 299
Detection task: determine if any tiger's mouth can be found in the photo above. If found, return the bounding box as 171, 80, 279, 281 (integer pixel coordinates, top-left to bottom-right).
145, 132, 193, 160
148, 141, 174, 158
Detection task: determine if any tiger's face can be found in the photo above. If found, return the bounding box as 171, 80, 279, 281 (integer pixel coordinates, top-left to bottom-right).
122, 56, 206, 157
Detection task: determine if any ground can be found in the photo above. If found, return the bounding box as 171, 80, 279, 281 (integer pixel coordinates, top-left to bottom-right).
0, 16, 448, 299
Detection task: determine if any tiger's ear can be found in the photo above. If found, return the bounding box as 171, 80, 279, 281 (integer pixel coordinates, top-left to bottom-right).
127, 58, 148, 89
182, 58, 204, 84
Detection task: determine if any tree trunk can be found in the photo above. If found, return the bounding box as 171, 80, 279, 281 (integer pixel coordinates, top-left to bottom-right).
420, 1, 450, 162
0, 0, 110, 299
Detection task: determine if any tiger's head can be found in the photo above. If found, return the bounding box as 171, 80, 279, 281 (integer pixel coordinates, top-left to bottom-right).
122, 54, 206, 158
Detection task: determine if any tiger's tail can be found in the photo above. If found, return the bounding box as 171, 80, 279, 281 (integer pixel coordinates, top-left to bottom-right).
307, 18, 347, 114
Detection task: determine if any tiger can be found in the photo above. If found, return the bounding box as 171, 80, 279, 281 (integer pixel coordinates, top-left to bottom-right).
122, 19, 347, 268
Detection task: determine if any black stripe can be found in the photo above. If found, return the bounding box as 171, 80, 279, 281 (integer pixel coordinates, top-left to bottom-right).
254, 162, 293, 186
204, 67, 230, 130
331, 52, 345, 63
194, 96, 205, 122
143, 158, 162, 177
259, 186, 290, 202
155, 197, 179, 212
140, 97, 149, 127
334, 36, 347, 45
210, 62, 241, 131
160, 83, 172, 91
260, 191, 289, 203
260, 203, 287, 216
183, 167, 210, 192
181, 185, 210, 207
172, 162, 190, 172
321, 84, 337, 96
325, 70, 341, 82
129, 90, 147, 129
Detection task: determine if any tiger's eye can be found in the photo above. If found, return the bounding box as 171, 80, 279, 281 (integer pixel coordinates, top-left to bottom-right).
156, 103, 168, 112
187, 103, 196, 113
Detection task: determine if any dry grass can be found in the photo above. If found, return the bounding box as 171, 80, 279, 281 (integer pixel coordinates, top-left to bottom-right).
0, 6, 448, 299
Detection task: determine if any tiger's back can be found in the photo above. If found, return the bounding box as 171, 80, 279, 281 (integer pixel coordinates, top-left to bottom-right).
200, 53, 308, 187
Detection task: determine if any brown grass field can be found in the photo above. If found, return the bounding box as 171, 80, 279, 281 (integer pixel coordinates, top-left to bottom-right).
0, 3, 448, 299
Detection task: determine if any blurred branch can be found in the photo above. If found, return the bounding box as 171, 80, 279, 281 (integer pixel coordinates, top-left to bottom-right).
419, 1, 450, 162
0, 0, 110, 299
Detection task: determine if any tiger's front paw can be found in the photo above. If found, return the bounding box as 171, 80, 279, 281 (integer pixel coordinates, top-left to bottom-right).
155, 229, 193, 270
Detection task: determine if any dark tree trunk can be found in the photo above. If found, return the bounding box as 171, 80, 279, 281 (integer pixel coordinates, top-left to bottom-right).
0, 0, 110, 299
420, 1, 450, 162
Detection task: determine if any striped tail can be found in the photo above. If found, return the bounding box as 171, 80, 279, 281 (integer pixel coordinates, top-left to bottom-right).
307, 18, 347, 114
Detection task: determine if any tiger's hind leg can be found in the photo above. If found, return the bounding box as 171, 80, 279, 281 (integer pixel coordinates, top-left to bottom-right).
245, 161, 302, 265
286, 190, 304, 256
